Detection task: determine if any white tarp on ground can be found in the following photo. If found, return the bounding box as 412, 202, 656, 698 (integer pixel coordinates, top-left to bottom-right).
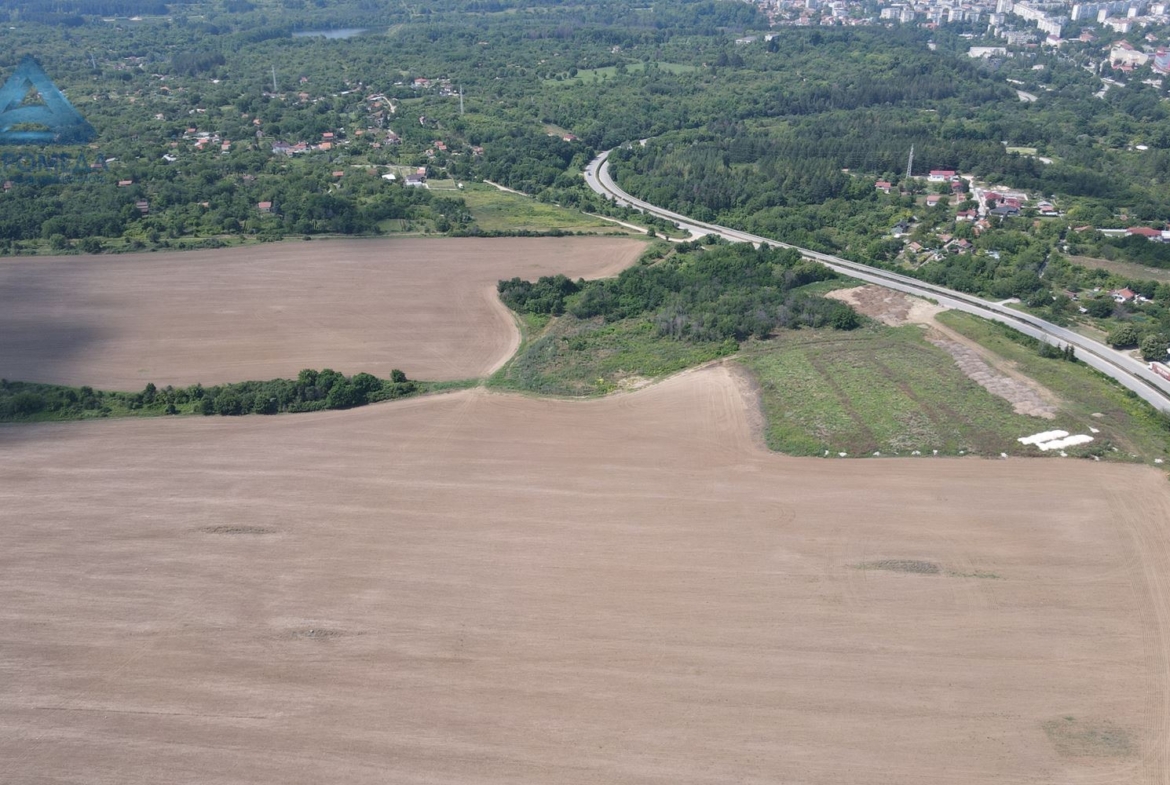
1018, 430, 1069, 445
1035, 434, 1095, 451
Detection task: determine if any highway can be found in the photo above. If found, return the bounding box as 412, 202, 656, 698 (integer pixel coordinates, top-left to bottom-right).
584, 148, 1170, 414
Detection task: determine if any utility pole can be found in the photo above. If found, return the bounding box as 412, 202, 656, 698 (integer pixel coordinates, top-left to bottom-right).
905, 145, 914, 180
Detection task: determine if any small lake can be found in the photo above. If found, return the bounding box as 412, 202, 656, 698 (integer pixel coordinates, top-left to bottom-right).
293, 28, 367, 39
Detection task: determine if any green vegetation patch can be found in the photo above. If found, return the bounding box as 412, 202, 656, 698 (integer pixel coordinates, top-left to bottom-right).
544, 61, 697, 85
499, 242, 858, 337
854, 560, 941, 574
490, 241, 862, 396
1042, 717, 1135, 759
1069, 255, 1170, 284
737, 324, 1056, 457
490, 315, 732, 396
457, 184, 629, 234
937, 311, 1170, 462
0, 370, 475, 423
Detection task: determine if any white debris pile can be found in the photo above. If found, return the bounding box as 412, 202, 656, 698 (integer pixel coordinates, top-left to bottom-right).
1017, 430, 1094, 452
1035, 434, 1094, 451
1018, 430, 1068, 445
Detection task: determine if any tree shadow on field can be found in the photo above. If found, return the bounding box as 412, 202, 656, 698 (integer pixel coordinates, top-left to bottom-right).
0, 260, 103, 443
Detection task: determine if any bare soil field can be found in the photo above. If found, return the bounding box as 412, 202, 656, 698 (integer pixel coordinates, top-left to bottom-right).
3, 366, 1169, 784
0, 237, 644, 388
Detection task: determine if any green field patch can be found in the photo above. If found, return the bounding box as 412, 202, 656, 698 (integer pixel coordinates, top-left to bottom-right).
459, 184, 633, 233
490, 315, 732, 396
544, 61, 697, 85
1068, 255, 1170, 284
737, 324, 1060, 457
1042, 717, 1134, 758
854, 560, 941, 574
375, 218, 414, 233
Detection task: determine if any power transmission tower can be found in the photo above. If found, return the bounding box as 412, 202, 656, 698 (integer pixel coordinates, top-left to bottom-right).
905, 145, 914, 180
271, 65, 277, 93
459, 85, 464, 115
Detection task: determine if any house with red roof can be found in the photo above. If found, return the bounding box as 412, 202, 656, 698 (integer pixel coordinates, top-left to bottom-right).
1128, 226, 1164, 240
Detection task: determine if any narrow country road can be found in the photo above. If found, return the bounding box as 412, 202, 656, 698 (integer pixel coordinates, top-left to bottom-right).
583, 149, 1170, 413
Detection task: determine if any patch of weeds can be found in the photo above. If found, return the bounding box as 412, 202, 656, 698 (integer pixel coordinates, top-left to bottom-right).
854, 560, 941, 574
1042, 717, 1134, 758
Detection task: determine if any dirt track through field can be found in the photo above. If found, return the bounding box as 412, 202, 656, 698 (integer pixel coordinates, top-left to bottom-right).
3, 366, 1170, 784
0, 237, 644, 388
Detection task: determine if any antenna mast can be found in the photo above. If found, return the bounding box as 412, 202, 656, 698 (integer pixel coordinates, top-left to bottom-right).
905, 145, 914, 180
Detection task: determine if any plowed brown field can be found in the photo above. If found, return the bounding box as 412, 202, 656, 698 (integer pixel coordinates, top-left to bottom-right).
0, 237, 644, 388
3, 364, 1170, 784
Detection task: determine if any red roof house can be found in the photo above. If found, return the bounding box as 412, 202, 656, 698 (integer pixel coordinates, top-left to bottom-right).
1128, 226, 1163, 239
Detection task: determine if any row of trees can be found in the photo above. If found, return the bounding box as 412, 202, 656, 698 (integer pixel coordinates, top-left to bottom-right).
0, 368, 416, 421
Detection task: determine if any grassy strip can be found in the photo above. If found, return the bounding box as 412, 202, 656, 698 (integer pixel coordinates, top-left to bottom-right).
936, 311, 1170, 463
489, 314, 734, 396
736, 324, 1072, 458
543, 61, 698, 85
0, 372, 478, 424
456, 184, 632, 234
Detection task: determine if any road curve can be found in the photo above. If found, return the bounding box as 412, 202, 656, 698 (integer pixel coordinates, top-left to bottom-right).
584, 149, 1170, 414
